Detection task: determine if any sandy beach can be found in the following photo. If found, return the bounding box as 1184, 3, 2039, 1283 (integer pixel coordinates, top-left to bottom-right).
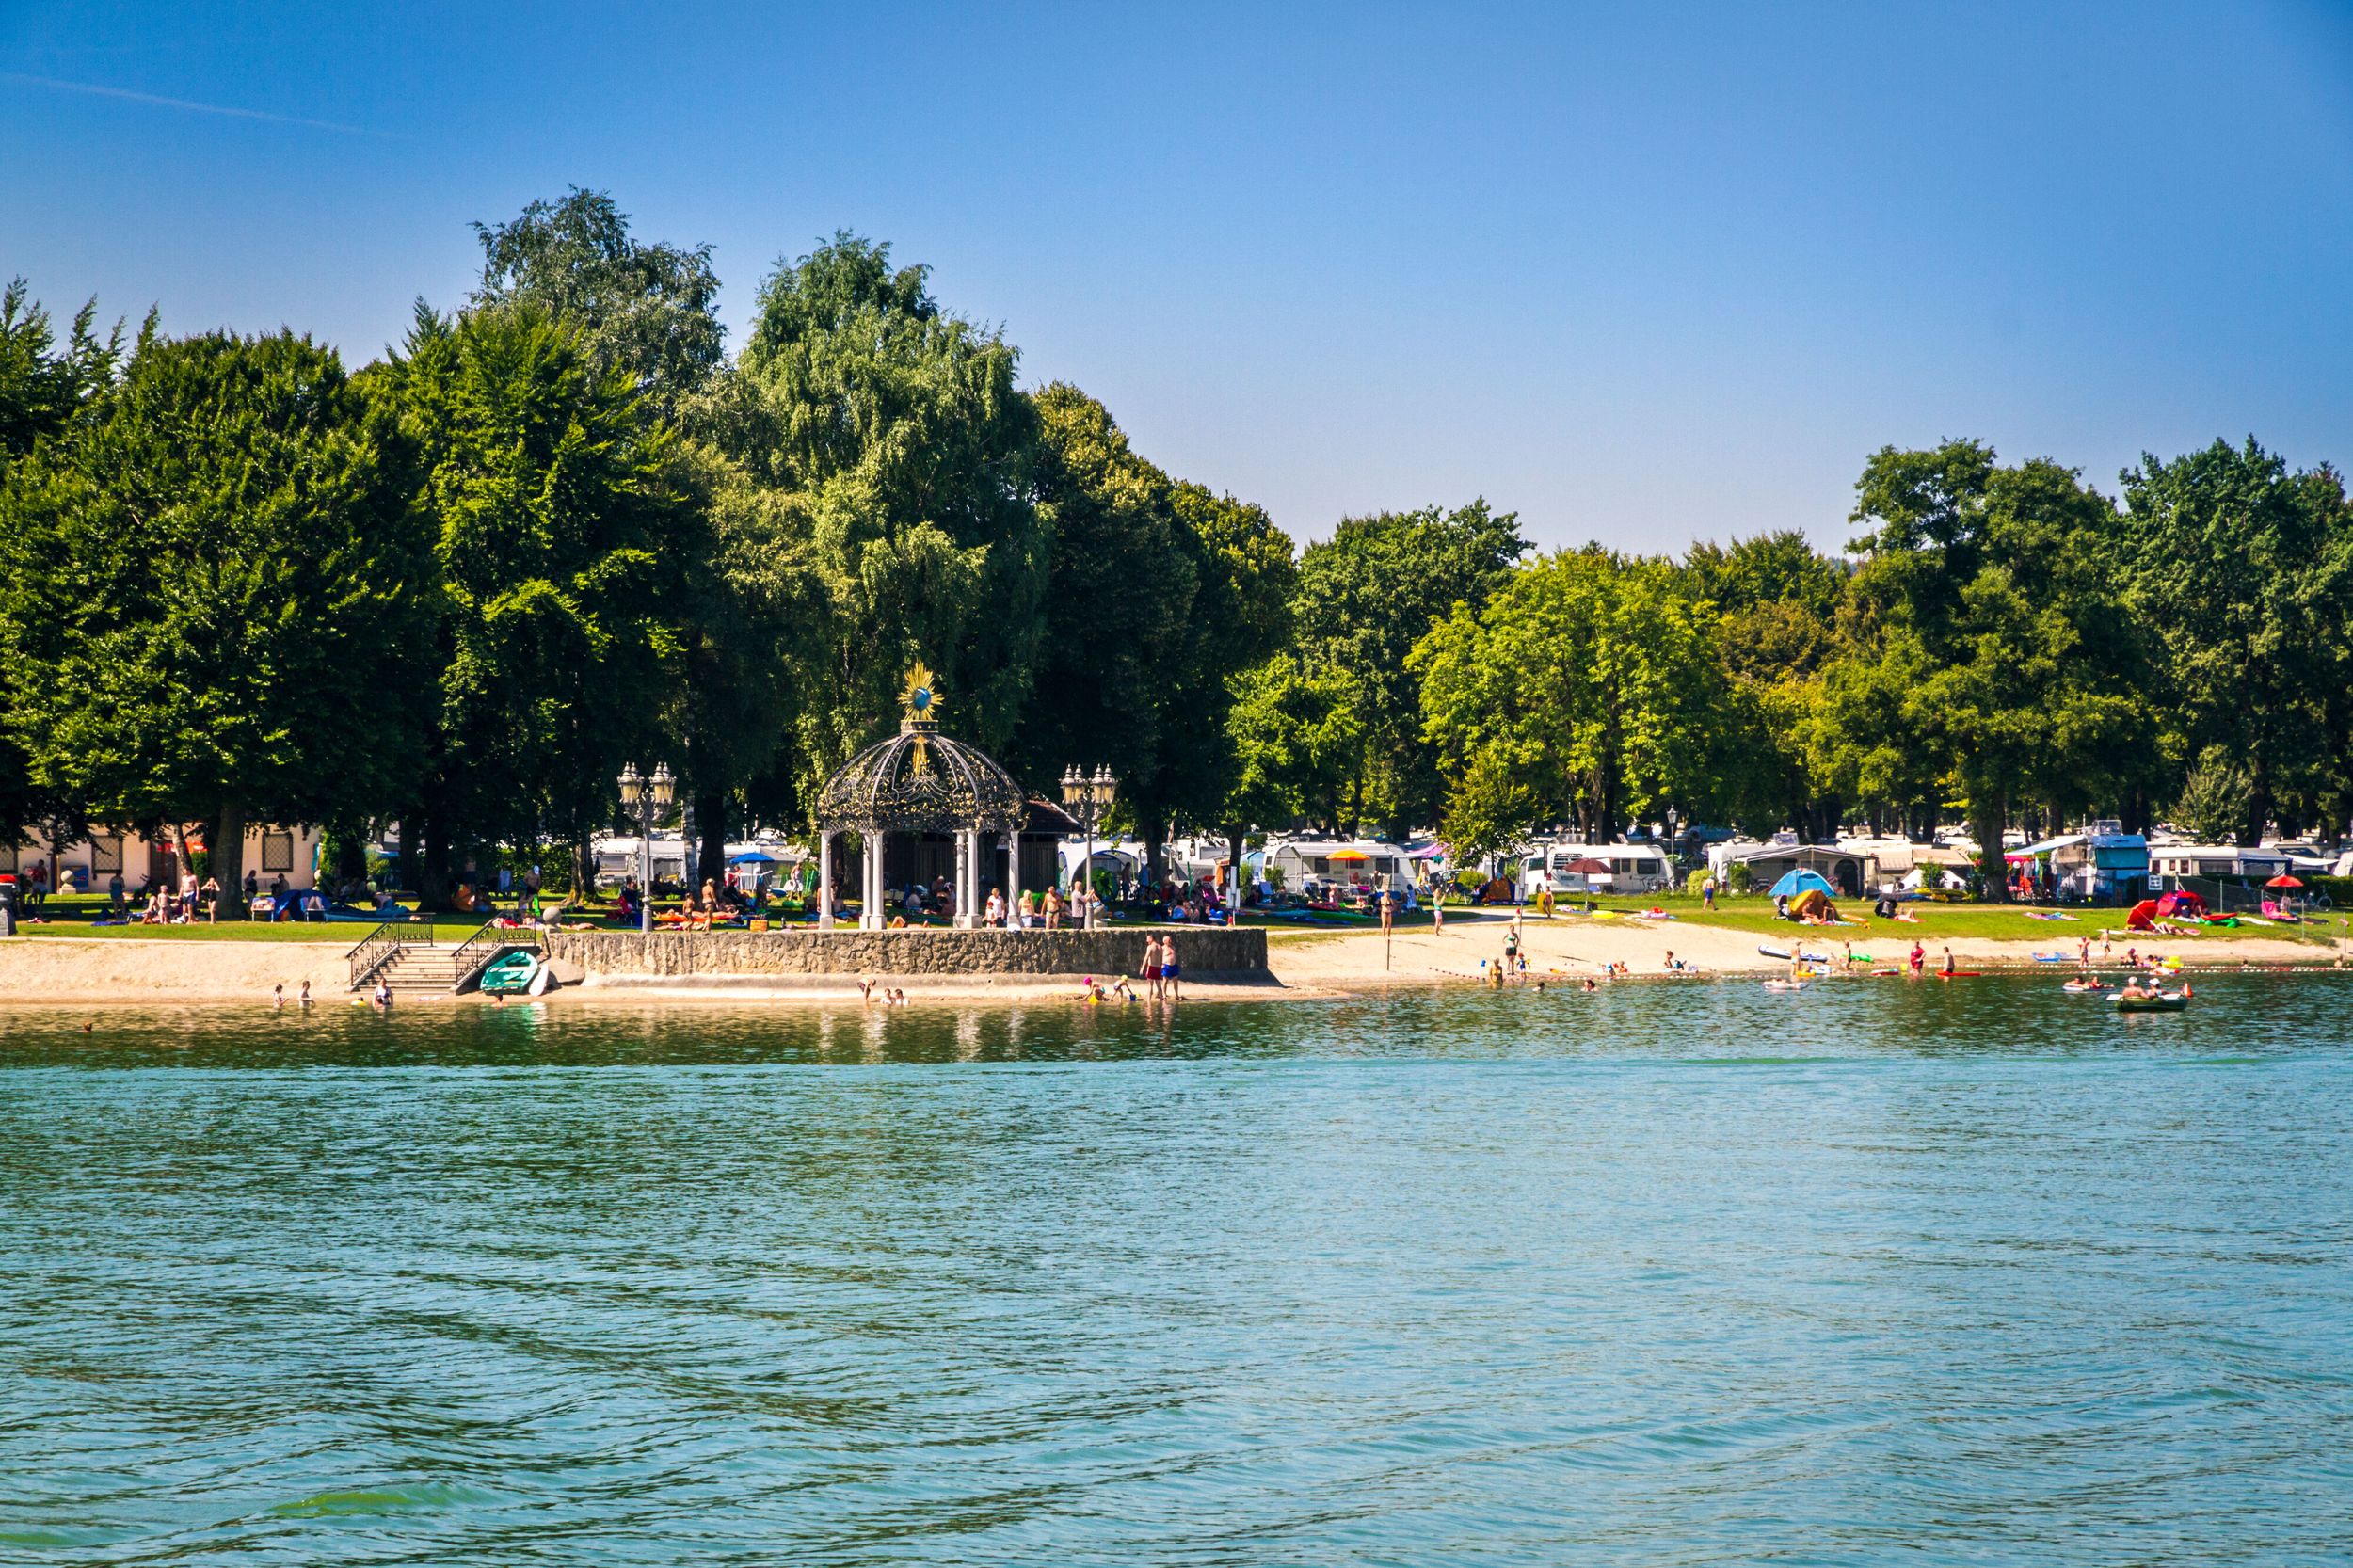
0, 911, 2336, 1008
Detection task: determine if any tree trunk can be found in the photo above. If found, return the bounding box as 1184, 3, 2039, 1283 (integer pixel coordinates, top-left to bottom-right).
573, 838, 597, 901
2241, 764, 2270, 848
213, 802, 247, 917
695, 791, 728, 889
421, 815, 450, 912
1144, 818, 1166, 890
397, 816, 420, 894
1971, 791, 2009, 903
333, 826, 367, 887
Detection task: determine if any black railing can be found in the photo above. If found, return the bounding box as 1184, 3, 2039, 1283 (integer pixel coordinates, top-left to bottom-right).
444, 920, 541, 990
345, 916, 418, 989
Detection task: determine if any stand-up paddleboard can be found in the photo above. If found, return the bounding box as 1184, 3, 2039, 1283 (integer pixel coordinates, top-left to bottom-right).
1758, 945, 1833, 965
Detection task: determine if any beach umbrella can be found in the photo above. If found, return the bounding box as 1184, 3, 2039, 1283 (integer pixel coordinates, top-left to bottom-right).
1769, 869, 1836, 899
728, 851, 783, 865
2265, 873, 2304, 888
1564, 857, 1611, 874
1326, 849, 1371, 862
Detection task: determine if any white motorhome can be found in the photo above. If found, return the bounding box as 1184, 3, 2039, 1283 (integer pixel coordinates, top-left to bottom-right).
2149, 843, 2292, 885
1519, 841, 1676, 899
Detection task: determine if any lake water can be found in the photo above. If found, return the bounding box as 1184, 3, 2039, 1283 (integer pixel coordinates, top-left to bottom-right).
5, 974, 2351, 1565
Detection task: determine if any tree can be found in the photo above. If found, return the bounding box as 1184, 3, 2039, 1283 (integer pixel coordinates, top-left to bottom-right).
1682, 532, 1850, 840
2169, 746, 2252, 844
0, 329, 429, 909
0, 280, 128, 845
0, 278, 123, 468
467, 191, 795, 887
1011, 384, 1199, 859
1845, 442, 2147, 898
1170, 481, 1299, 888
372, 303, 689, 903
695, 234, 1049, 812
472, 189, 724, 418
1291, 501, 1527, 837
1222, 654, 1361, 837
1415, 547, 1725, 844
2119, 439, 2353, 844
1439, 744, 1542, 872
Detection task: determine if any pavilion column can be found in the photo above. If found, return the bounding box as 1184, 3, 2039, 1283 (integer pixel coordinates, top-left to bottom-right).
952, 830, 971, 927
818, 833, 834, 930
963, 829, 980, 927
863, 831, 885, 929
1005, 826, 1022, 930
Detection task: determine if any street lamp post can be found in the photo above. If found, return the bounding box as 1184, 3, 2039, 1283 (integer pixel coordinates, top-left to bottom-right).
1060, 764, 1117, 929
616, 762, 676, 935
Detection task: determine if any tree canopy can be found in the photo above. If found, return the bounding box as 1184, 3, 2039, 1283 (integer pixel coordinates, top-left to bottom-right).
5, 200, 2349, 908
0, 329, 428, 903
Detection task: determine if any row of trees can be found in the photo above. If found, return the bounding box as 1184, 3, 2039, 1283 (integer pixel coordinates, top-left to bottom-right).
1355, 442, 2348, 899
0, 194, 1298, 908
4, 191, 2347, 908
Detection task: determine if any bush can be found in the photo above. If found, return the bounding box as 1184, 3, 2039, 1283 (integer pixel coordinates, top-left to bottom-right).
1684, 868, 1710, 895
1722, 860, 1753, 895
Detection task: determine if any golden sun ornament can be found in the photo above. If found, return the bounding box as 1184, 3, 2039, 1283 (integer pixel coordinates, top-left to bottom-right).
899, 662, 942, 776
900, 662, 944, 727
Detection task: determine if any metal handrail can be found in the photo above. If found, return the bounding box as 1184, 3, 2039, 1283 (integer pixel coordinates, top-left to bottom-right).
444, 920, 541, 990
345, 916, 421, 989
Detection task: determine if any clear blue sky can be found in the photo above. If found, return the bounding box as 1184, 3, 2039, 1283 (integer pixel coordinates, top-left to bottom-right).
6, 1, 2350, 552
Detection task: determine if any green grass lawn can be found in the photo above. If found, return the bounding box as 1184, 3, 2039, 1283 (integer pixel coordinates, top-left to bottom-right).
8, 896, 490, 944
1549, 892, 2343, 947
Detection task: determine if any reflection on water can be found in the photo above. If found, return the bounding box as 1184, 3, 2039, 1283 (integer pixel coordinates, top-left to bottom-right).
2, 975, 2350, 1565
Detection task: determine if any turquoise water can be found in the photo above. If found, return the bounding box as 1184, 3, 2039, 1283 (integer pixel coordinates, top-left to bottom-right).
4, 974, 2350, 1564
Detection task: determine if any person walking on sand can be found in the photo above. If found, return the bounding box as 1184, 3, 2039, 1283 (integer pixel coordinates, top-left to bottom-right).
1379, 887, 1395, 941
1432, 890, 1444, 936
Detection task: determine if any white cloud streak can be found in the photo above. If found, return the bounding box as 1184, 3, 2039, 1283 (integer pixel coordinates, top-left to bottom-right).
4, 72, 369, 135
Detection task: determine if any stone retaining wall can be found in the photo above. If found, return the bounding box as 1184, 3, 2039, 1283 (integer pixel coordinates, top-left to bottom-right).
543, 927, 1269, 981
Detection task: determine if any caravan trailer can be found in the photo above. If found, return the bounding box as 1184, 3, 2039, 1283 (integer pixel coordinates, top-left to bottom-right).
1519, 841, 1675, 900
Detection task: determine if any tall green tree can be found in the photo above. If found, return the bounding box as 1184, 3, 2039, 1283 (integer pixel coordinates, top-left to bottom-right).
2119, 439, 2353, 843
1012, 384, 1199, 852
695, 234, 1049, 811
1221, 653, 1361, 840
0, 329, 429, 907
468, 190, 797, 884
372, 303, 689, 902
1681, 531, 1849, 839
0, 280, 127, 845
1415, 546, 1724, 844
472, 189, 724, 418
1171, 480, 1299, 885
1292, 501, 1527, 837
1843, 441, 2147, 897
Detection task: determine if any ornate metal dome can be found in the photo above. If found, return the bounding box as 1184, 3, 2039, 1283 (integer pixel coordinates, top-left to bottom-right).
815, 664, 1029, 835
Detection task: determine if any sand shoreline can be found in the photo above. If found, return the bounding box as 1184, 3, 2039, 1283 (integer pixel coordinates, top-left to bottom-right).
0, 917, 2340, 1007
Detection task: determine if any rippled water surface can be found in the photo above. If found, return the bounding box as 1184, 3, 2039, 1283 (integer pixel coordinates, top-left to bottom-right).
5, 974, 2351, 1565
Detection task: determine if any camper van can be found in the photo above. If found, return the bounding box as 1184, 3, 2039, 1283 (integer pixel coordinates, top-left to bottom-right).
1519, 842, 1675, 900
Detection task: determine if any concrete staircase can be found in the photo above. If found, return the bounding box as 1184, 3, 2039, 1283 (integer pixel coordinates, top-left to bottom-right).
347, 918, 537, 997
376, 946, 494, 995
